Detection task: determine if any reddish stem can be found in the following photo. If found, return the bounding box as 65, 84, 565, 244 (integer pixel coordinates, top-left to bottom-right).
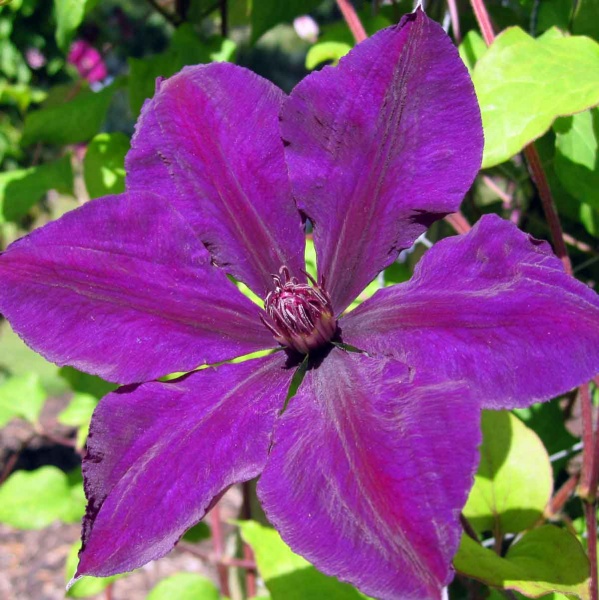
469, 0, 495, 44
444, 211, 472, 234
460, 513, 480, 542
241, 482, 257, 597
523, 144, 573, 275
336, 0, 367, 43
178, 542, 257, 569
546, 472, 580, 517
446, 0, 462, 43
210, 504, 231, 596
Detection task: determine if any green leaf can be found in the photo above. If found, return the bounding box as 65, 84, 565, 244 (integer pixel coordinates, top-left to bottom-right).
454, 527, 590, 599
22, 81, 119, 146
58, 392, 98, 448
0, 466, 85, 529
59, 366, 116, 399
305, 41, 351, 70
128, 26, 236, 116
472, 27, 599, 168
573, 0, 599, 41
238, 520, 371, 599
83, 132, 129, 199
554, 108, 599, 211
65, 542, 119, 598
54, 0, 92, 52
147, 573, 220, 600
0, 154, 73, 222
0, 372, 47, 427
250, 0, 322, 43
182, 521, 211, 543
458, 30, 487, 72
463, 411, 552, 535
513, 399, 578, 472
0, 323, 68, 395
535, 128, 599, 238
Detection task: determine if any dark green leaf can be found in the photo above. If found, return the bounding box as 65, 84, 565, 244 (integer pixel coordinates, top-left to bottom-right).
251, 0, 322, 43
128, 26, 235, 116
22, 81, 120, 146
554, 108, 599, 212
0, 154, 73, 222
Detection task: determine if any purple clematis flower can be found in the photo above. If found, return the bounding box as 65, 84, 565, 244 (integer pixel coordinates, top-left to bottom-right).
1, 9, 598, 599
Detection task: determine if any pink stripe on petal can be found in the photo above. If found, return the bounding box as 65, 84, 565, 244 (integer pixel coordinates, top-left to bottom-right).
282, 9, 483, 314
77, 353, 293, 577
126, 63, 305, 298
0, 192, 276, 385
258, 348, 480, 599
341, 214, 599, 409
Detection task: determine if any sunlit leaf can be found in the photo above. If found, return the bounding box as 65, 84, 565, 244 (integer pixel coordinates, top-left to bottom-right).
458, 30, 487, 72
54, 0, 95, 52
463, 411, 553, 535
58, 392, 98, 448
305, 41, 350, 70
83, 132, 129, 199
454, 527, 590, 599
147, 573, 220, 600
472, 27, 599, 168
238, 520, 371, 599
0, 466, 85, 529
0, 372, 46, 426
0, 323, 67, 395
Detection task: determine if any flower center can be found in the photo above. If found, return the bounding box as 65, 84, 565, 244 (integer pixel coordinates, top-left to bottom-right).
263, 266, 337, 355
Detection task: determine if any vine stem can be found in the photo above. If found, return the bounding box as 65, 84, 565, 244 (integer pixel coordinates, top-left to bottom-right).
145, 0, 182, 26
446, 0, 462, 43
210, 503, 231, 596
241, 482, 257, 597
335, 0, 367, 43
469, 0, 596, 597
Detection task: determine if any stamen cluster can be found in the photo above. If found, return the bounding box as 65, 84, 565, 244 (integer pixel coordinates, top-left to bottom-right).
263, 267, 337, 354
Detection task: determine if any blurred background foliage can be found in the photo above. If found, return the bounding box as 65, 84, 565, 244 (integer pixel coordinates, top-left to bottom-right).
0, 0, 598, 599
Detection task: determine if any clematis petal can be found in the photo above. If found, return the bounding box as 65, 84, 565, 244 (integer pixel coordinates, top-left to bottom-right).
257, 348, 480, 600
281, 8, 483, 314
0, 192, 277, 385
341, 214, 599, 409
76, 352, 293, 578
126, 63, 305, 298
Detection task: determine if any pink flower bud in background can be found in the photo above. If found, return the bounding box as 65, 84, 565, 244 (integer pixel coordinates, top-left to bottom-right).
68, 40, 107, 83
25, 47, 46, 69
293, 15, 319, 43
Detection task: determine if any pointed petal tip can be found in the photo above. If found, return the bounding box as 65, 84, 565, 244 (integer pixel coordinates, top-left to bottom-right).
66, 573, 81, 592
